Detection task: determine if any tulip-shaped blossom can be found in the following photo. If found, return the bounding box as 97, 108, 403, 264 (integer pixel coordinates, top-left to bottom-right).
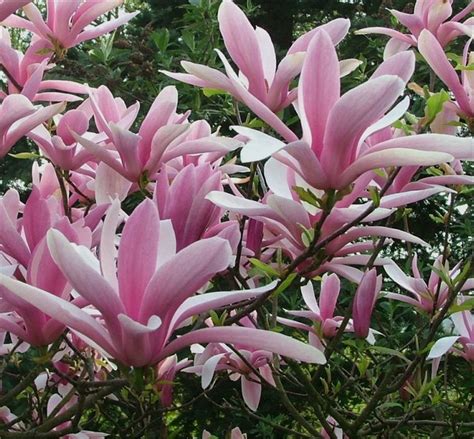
29, 109, 95, 171
232, 31, 474, 190
279, 274, 380, 347
76, 86, 240, 183
352, 269, 382, 339
3, 1, 138, 52
0, 199, 325, 367
154, 164, 239, 251
418, 30, 474, 119
428, 309, 474, 363
0, 28, 87, 102
163, 0, 352, 142
155, 355, 191, 407
384, 254, 474, 313
0, 94, 64, 157
184, 313, 276, 411
0, 187, 94, 346
0, 1, 31, 21
357, 0, 474, 58
279, 274, 346, 344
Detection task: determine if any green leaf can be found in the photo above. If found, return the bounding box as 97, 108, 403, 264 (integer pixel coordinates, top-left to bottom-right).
249, 258, 279, 277
181, 30, 195, 51
274, 273, 297, 296
293, 186, 321, 208
449, 298, 474, 314
8, 152, 40, 160
368, 346, 410, 363
424, 90, 450, 124
152, 28, 170, 53
202, 88, 226, 97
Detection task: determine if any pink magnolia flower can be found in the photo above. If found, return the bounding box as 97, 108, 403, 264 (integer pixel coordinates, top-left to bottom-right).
29, 108, 95, 170
3, 0, 138, 51
0, 0, 31, 21
0, 187, 93, 345
385, 254, 474, 313
0, 94, 64, 158
352, 269, 382, 339
0, 199, 325, 367
279, 274, 346, 342
232, 30, 474, 190
76, 86, 240, 182
154, 163, 240, 251
155, 355, 191, 407
428, 309, 474, 363
0, 28, 87, 102
184, 314, 276, 411
418, 29, 474, 119
163, 0, 352, 142
357, 0, 474, 58
279, 274, 381, 347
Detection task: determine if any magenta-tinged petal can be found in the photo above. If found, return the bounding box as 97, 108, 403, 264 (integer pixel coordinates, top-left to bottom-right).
390, 9, 424, 36
353, 269, 381, 338
319, 274, 340, 321
299, 30, 340, 155
0, 201, 31, 267
218, 0, 266, 101
0, 274, 114, 353
170, 283, 277, 335
384, 263, 425, 295
321, 75, 405, 185
118, 199, 160, 319
0, 0, 31, 21
339, 149, 454, 188
140, 237, 233, 323
418, 30, 472, 115
158, 327, 326, 364
371, 51, 415, 83
355, 27, 415, 45
47, 229, 125, 328
74, 12, 139, 46
241, 376, 261, 411
364, 134, 474, 159
289, 18, 350, 53
383, 38, 412, 60
215, 49, 298, 143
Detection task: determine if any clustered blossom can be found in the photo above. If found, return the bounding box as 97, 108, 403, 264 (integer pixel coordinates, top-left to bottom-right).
0, 0, 473, 436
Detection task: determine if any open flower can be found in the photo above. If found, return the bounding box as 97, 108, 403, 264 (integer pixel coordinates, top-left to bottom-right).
3, 0, 138, 52
163, 0, 352, 141
232, 30, 474, 190
0, 94, 64, 157
0, 199, 325, 367
357, 0, 474, 58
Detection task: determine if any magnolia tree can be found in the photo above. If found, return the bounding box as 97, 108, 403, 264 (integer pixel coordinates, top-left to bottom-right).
0, 0, 473, 437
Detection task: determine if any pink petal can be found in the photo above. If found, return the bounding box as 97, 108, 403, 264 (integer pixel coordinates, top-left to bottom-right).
299, 30, 340, 156
321, 75, 405, 185
158, 326, 326, 364
218, 0, 266, 101
117, 199, 160, 319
